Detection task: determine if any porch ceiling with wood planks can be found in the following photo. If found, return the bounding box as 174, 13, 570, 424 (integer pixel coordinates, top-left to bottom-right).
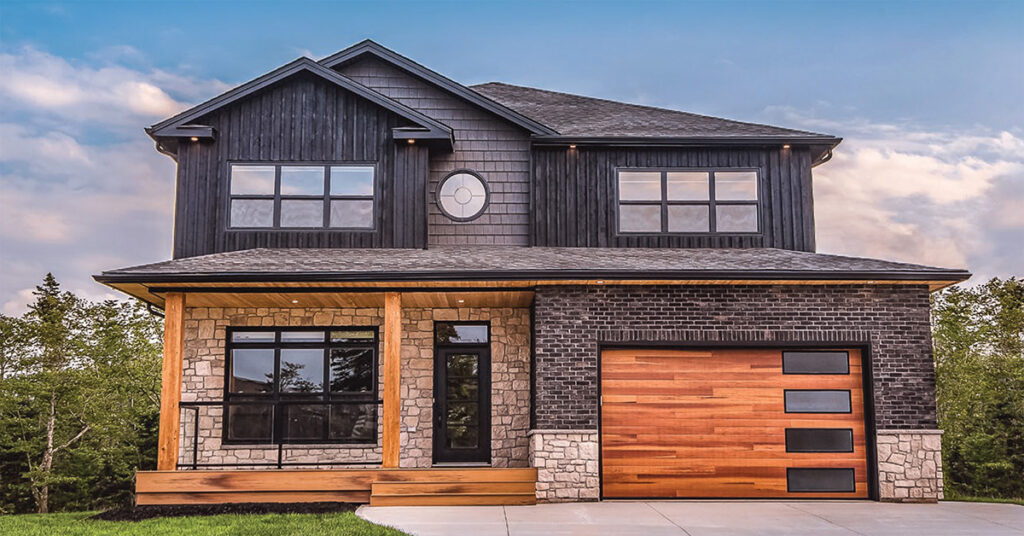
139, 288, 535, 309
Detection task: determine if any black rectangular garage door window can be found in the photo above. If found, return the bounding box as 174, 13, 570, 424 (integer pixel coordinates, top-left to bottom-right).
787, 468, 856, 493
782, 351, 850, 374
785, 428, 855, 452
784, 390, 852, 413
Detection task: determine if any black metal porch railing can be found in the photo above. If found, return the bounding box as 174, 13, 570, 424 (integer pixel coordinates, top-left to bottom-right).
178, 400, 384, 470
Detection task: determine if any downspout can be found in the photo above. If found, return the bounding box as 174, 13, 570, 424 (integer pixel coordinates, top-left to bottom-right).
812, 148, 834, 167
147, 303, 165, 318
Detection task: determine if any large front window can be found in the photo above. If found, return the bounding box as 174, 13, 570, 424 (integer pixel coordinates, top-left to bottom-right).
224, 327, 378, 444
616, 168, 759, 234
229, 163, 375, 229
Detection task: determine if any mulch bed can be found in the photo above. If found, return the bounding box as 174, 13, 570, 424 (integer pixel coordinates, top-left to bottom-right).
90, 502, 357, 521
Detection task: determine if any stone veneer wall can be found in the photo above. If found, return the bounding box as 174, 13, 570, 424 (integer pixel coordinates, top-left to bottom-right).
399, 307, 531, 468
528, 430, 599, 502
178, 306, 530, 469
877, 429, 944, 502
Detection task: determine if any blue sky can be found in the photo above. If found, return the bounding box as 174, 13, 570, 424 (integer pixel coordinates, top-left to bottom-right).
1, 0, 1022, 311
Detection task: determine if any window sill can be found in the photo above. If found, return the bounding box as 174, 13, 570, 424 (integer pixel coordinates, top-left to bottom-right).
220, 442, 380, 449
224, 228, 378, 232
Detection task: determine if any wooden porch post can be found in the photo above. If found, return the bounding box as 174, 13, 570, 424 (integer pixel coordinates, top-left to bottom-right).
382, 292, 402, 468
157, 292, 186, 471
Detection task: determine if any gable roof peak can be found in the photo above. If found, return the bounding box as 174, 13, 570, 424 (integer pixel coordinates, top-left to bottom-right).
146, 54, 453, 153
319, 40, 559, 136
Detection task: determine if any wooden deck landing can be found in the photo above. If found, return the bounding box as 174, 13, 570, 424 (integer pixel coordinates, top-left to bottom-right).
135, 467, 537, 506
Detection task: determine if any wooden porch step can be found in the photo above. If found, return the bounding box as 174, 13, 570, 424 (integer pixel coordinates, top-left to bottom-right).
372, 481, 536, 495
134, 467, 538, 506
138, 490, 370, 506
369, 493, 536, 506
369, 468, 538, 506
372, 467, 537, 483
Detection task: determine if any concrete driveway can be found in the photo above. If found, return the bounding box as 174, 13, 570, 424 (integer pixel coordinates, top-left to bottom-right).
357, 501, 1024, 536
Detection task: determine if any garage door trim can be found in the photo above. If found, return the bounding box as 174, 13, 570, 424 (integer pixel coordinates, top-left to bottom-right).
596, 340, 878, 501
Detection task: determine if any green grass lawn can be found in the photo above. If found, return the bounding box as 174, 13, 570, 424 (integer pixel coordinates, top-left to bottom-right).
0, 511, 409, 536
945, 494, 1024, 506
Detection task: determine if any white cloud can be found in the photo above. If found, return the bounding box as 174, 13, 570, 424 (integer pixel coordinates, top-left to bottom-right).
2, 288, 37, 316
0, 46, 230, 126
809, 124, 1024, 281
0, 46, 207, 314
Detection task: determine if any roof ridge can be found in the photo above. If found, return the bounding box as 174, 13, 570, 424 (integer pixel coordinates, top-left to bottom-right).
470, 81, 828, 138
319, 41, 559, 135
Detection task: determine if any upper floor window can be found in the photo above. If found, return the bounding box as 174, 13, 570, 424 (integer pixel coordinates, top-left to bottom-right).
229, 164, 375, 229
616, 169, 759, 234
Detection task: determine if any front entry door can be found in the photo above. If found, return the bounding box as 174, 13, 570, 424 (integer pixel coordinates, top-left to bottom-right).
433, 344, 491, 464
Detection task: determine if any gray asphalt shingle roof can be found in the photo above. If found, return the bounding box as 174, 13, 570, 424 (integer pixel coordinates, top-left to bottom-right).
470, 82, 834, 139
96, 247, 968, 282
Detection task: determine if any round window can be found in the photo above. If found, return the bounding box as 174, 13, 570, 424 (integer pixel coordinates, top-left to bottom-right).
437, 170, 489, 221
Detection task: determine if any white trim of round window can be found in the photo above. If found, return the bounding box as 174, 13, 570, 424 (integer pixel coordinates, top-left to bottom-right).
437, 170, 489, 221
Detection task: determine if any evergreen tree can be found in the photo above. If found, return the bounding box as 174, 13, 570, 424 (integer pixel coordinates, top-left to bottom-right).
0, 274, 161, 513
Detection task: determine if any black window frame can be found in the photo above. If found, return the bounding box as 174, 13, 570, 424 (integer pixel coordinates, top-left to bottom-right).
786, 467, 857, 493
785, 428, 856, 453
783, 389, 853, 414
614, 167, 761, 236
222, 326, 379, 445
227, 162, 377, 231
782, 351, 851, 375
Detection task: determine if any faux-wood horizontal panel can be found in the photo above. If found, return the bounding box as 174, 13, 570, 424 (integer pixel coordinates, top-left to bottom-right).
600, 348, 868, 499
135, 467, 538, 505
136, 470, 377, 493
370, 481, 536, 495
136, 491, 370, 505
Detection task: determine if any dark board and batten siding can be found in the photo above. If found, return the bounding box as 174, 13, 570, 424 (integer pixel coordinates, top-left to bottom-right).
337, 57, 533, 246
531, 146, 816, 251
173, 72, 429, 258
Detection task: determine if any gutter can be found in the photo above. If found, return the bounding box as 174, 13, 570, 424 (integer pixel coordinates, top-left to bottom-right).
530, 135, 843, 147
93, 268, 971, 285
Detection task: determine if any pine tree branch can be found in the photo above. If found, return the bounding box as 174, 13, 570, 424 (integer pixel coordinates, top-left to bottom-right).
55, 424, 91, 453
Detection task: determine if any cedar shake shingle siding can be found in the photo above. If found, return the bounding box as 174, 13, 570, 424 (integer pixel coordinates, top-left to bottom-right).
336, 57, 532, 246
532, 284, 937, 430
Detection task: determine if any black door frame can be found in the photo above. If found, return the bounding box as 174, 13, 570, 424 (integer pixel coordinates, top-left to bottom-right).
432, 323, 492, 464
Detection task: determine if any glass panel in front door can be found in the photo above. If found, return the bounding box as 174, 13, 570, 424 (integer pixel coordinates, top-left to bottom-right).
446, 352, 479, 449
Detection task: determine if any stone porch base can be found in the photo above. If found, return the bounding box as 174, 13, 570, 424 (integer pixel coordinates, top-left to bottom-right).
528, 430, 599, 502
876, 429, 944, 502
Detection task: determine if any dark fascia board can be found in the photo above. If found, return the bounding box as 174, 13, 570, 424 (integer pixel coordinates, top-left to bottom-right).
319, 39, 559, 136
147, 57, 453, 147
94, 268, 971, 285
531, 135, 843, 147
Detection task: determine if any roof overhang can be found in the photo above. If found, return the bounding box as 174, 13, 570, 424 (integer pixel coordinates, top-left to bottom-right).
95, 268, 969, 310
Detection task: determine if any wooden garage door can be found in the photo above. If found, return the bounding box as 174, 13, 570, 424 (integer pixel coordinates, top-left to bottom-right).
601, 348, 869, 498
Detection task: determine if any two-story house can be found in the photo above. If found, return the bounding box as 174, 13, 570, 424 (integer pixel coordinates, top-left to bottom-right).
95, 40, 969, 506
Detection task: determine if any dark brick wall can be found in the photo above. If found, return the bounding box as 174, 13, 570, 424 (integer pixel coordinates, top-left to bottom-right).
532, 284, 936, 430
